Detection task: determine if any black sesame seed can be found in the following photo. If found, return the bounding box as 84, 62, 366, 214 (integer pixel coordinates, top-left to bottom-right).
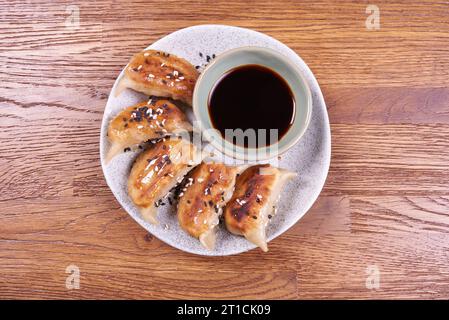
206, 55, 211, 62
123, 147, 131, 152
199, 52, 203, 57
208, 200, 214, 207
252, 216, 257, 219
268, 215, 272, 219
138, 106, 148, 113
195, 66, 200, 69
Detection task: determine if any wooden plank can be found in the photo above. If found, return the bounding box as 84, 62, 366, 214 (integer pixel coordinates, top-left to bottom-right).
291, 196, 449, 298
325, 87, 449, 124
324, 124, 449, 196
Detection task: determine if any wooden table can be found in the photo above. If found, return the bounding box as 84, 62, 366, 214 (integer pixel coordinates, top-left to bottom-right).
1, 0, 448, 299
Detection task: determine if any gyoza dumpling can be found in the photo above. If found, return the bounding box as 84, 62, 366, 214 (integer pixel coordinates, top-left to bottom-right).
116, 49, 199, 105
224, 164, 296, 252
106, 99, 192, 162
128, 138, 200, 224
177, 162, 243, 250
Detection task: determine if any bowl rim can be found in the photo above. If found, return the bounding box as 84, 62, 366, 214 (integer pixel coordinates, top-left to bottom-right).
192, 46, 312, 161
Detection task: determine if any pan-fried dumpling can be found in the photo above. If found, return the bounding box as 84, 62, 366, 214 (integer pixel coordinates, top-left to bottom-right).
177, 162, 243, 250
128, 138, 200, 224
224, 164, 296, 252
106, 99, 192, 162
116, 50, 198, 105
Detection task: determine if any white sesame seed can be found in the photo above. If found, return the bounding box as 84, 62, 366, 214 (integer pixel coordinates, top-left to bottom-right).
178, 76, 184, 80
256, 194, 263, 199
161, 63, 165, 67
137, 65, 142, 71
236, 199, 246, 206
173, 70, 179, 77
148, 74, 155, 79
197, 178, 204, 183
144, 52, 150, 57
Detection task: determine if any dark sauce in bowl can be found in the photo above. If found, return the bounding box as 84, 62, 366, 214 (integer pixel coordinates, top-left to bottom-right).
208, 64, 295, 148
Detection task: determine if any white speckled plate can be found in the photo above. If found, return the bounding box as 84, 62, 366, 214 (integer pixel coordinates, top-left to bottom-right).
100, 25, 331, 256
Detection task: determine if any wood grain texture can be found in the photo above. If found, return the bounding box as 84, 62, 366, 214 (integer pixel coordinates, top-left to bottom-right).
1, 0, 449, 299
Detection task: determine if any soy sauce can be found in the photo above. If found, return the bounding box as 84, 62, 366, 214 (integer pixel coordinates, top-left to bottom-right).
208, 64, 295, 148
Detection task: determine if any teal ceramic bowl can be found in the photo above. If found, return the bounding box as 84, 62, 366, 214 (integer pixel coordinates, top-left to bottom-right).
193, 46, 312, 161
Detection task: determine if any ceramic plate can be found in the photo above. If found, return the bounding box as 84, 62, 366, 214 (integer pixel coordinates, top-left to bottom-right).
100, 25, 331, 256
